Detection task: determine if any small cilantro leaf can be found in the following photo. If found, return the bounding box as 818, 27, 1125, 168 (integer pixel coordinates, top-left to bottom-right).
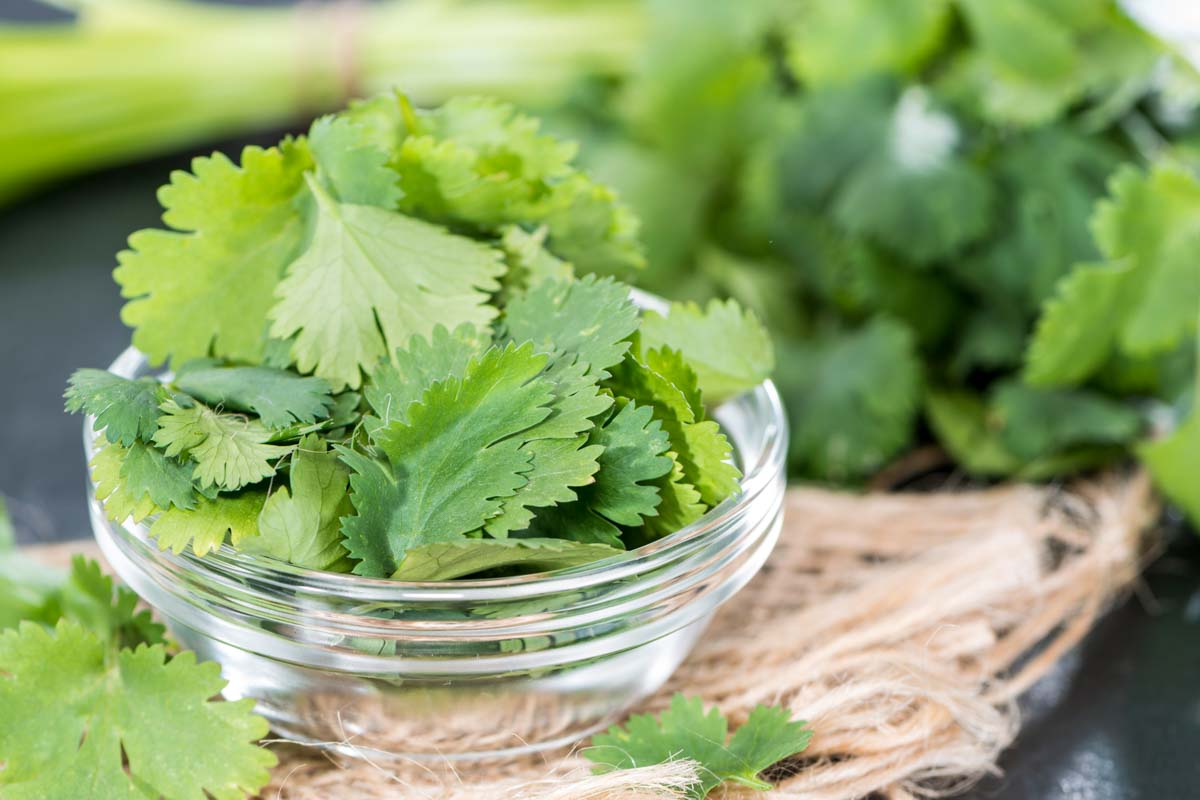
586, 401, 673, 526
0, 620, 275, 800
117, 440, 197, 512
65, 369, 168, 447
89, 440, 161, 524
154, 399, 292, 491
640, 299, 774, 402
484, 437, 603, 538
503, 275, 640, 380
149, 492, 266, 556
338, 343, 554, 576
391, 538, 622, 581
269, 176, 505, 389
308, 113, 402, 207
174, 363, 335, 429
585, 694, 812, 798
239, 435, 352, 571
115, 141, 313, 368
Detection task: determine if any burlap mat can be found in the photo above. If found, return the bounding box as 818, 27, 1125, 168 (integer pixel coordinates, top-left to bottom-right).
29, 472, 1158, 799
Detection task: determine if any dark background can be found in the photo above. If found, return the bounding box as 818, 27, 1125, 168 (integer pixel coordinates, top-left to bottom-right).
2, 2, 1199, 797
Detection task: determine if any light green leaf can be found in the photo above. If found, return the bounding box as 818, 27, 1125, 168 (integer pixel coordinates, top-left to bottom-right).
640, 299, 773, 402
269, 176, 505, 390
391, 538, 622, 581
89, 441, 160, 524
240, 435, 352, 571
1140, 408, 1200, 527
308, 113, 401, 208
149, 492, 266, 556
154, 400, 291, 491
338, 343, 553, 577
115, 141, 313, 368
174, 363, 334, 429
65, 369, 168, 447
117, 440, 196, 512
1025, 261, 1133, 387
0, 621, 274, 800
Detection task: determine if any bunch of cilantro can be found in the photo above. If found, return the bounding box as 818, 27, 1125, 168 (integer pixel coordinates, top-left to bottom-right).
66, 92, 774, 581
546, 0, 1200, 526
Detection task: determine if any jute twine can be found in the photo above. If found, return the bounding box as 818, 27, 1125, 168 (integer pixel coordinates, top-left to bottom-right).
30, 471, 1158, 799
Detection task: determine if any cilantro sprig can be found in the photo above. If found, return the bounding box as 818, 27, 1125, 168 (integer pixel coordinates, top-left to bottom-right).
68, 92, 774, 580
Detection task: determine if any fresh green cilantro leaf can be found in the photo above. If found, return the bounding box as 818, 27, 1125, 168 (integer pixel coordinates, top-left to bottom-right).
1025, 261, 1134, 387
586, 401, 673, 526
65, 369, 168, 447
499, 224, 574, 296
115, 141, 313, 368
55, 556, 167, 651
0, 620, 274, 800
1092, 163, 1200, 357
149, 491, 266, 556
643, 453, 707, 540
503, 275, 640, 380
993, 382, 1143, 461
338, 343, 554, 577
268, 176, 505, 389
640, 299, 774, 402
1140, 406, 1200, 527
586, 694, 813, 799
362, 323, 485, 434
778, 319, 921, 482
520, 354, 615, 442
484, 437, 603, 538
174, 362, 335, 429
239, 435, 353, 571
391, 538, 622, 581
0, 553, 62, 632
154, 399, 291, 491
788, 0, 950, 86
89, 440, 161, 524
307, 113, 402, 207
542, 174, 646, 277
607, 351, 740, 506
118, 440, 197, 511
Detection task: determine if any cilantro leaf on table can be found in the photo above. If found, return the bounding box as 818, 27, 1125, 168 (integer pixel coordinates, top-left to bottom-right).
269, 176, 505, 390
391, 538, 622, 581
154, 399, 291, 491
640, 299, 773, 402
65, 369, 167, 447
339, 343, 554, 577
149, 491, 266, 556
585, 694, 813, 799
503, 275, 640, 379
115, 141, 313, 368
0, 620, 274, 800
239, 435, 352, 571
174, 362, 334, 429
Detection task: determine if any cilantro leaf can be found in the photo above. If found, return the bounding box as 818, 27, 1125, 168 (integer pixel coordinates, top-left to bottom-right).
391, 538, 622, 581
149, 492, 266, 556
154, 399, 291, 491
586, 401, 673, 526
239, 435, 352, 571
118, 440, 197, 512
269, 176, 505, 389
338, 343, 554, 577
89, 441, 160, 524
643, 453, 707, 540
0, 620, 274, 800
55, 556, 166, 651
362, 323, 485, 434
778, 319, 921, 482
174, 362, 334, 429
1025, 261, 1134, 387
484, 437, 603, 538
607, 351, 740, 506
586, 694, 812, 798
307, 113, 402, 208
499, 224, 574, 296
1140, 407, 1200, 526
991, 382, 1142, 462
542, 174, 646, 277
65, 369, 168, 447
503, 275, 640, 380
115, 141, 313, 368
640, 299, 774, 402
66, 371, 170, 450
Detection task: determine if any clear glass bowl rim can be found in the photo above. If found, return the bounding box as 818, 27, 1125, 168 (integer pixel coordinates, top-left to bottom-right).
90, 336, 786, 604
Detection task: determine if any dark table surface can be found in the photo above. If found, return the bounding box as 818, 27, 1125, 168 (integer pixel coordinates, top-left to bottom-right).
3, 134, 1200, 800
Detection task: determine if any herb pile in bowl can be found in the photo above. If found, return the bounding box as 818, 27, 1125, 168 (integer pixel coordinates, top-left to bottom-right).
67, 92, 773, 580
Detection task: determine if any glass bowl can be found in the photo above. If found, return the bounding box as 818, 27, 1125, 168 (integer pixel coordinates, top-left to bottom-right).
87, 344, 787, 761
